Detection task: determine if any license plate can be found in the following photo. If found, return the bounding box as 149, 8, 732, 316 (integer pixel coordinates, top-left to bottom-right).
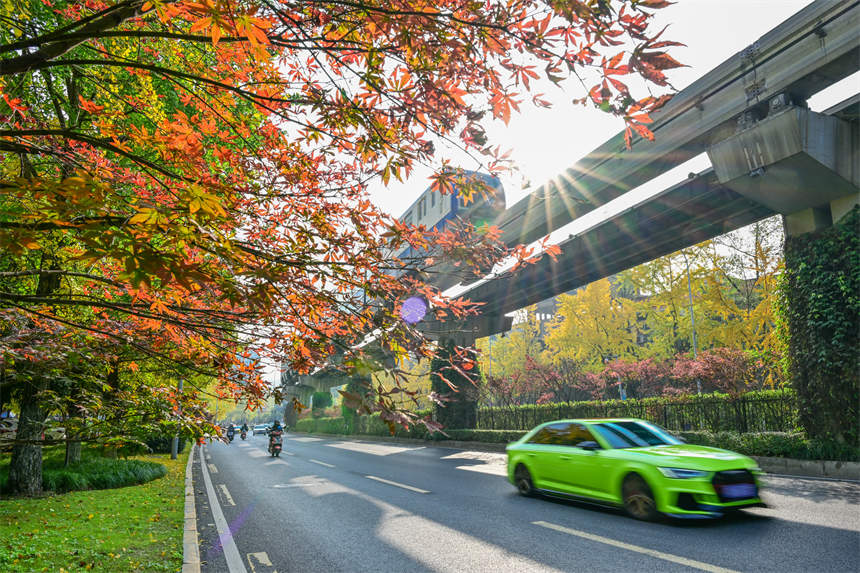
721, 483, 757, 499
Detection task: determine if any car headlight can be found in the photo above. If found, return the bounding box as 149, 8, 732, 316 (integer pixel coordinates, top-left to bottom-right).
657, 467, 710, 479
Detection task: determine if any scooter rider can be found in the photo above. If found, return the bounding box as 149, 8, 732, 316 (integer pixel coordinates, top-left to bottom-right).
226, 423, 235, 442
268, 420, 283, 455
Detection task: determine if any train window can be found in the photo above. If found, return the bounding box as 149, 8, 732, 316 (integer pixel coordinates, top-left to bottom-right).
418, 198, 426, 218
403, 212, 412, 226
431, 193, 435, 208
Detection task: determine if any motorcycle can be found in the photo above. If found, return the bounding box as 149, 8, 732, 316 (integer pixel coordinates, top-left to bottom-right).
226, 428, 235, 442
268, 429, 282, 457
240, 429, 247, 440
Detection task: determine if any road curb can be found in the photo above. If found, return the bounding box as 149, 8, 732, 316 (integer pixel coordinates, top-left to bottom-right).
296, 431, 860, 481
752, 455, 860, 481
182, 444, 201, 573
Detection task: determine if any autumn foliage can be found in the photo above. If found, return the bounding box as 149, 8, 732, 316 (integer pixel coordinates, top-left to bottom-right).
0, 0, 681, 472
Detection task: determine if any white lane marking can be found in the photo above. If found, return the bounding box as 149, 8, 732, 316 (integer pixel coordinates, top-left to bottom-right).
280, 450, 294, 456
455, 464, 507, 476
265, 459, 288, 466
325, 441, 419, 456
365, 475, 430, 494
208, 463, 219, 473
272, 483, 324, 489
533, 521, 740, 573
309, 459, 335, 468
200, 449, 248, 573
218, 483, 236, 506
247, 551, 276, 572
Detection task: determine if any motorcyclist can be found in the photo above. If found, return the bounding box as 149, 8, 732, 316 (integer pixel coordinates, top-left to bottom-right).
268, 420, 283, 452
241, 422, 249, 433
226, 423, 235, 441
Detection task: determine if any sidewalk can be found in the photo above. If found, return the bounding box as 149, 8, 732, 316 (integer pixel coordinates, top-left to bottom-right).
293, 431, 860, 481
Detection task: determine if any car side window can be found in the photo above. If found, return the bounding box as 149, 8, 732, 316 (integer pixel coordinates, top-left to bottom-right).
569, 424, 600, 448
527, 423, 598, 447
527, 423, 569, 445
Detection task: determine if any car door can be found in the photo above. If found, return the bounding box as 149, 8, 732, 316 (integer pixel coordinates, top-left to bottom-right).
522, 423, 572, 492
555, 423, 615, 501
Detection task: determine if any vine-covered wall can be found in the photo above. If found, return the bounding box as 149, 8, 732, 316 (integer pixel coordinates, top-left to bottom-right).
781, 205, 859, 444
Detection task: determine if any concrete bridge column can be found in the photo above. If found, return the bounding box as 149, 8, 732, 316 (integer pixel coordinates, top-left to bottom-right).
782, 201, 858, 445
429, 338, 481, 430
424, 315, 510, 430
708, 95, 858, 444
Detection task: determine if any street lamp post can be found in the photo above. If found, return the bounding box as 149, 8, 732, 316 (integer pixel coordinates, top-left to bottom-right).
171, 378, 183, 460
683, 252, 702, 395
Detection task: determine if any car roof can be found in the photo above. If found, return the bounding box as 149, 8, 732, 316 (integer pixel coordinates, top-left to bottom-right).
537, 418, 647, 426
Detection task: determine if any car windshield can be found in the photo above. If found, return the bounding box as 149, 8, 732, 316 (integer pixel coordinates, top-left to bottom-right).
591, 421, 683, 449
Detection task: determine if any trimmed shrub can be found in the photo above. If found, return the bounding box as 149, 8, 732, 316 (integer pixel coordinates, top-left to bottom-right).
678, 430, 859, 462
476, 389, 798, 433
442, 429, 527, 443
144, 436, 186, 455
0, 450, 167, 494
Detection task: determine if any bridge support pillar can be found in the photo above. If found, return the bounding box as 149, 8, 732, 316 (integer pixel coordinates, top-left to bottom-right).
421, 314, 510, 430
430, 338, 481, 430
781, 203, 858, 445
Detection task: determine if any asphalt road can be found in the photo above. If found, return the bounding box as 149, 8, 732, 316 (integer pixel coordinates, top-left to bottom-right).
192, 434, 859, 573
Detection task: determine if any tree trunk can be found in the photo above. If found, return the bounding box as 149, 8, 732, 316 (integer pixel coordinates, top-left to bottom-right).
64, 440, 81, 467
8, 256, 61, 494
8, 379, 46, 496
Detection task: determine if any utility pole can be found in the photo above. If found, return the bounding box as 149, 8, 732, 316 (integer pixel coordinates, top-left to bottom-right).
171, 379, 183, 460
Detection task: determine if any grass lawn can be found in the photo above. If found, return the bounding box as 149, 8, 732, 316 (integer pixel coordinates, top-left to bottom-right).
0, 448, 189, 572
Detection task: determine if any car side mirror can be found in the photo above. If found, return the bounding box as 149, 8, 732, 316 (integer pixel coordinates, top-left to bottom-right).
578, 441, 601, 451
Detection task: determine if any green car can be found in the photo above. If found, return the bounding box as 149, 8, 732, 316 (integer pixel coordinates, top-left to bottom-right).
506, 418, 765, 520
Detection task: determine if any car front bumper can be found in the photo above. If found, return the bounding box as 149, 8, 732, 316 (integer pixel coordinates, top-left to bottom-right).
657, 473, 766, 518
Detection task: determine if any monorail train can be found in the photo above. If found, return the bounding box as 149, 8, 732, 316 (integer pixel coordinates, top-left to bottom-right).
399, 170, 505, 229
396, 170, 506, 264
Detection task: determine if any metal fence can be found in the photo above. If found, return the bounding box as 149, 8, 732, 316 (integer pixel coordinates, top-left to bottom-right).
475, 391, 798, 433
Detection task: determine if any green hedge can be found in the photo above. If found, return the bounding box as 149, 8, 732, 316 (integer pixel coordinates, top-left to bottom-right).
295, 409, 437, 439
679, 431, 859, 462
0, 448, 167, 494
441, 429, 527, 443
476, 390, 798, 433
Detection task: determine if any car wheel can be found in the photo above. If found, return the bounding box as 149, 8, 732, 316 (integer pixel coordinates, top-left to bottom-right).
622, 474, 660, 521
514, 465, 535, 497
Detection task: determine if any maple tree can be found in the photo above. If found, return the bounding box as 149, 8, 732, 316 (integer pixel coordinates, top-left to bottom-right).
0, 0, 679, 493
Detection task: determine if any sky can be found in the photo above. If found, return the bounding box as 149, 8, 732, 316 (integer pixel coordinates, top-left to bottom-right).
271, 1, 856, 386
369, 0, 854, 222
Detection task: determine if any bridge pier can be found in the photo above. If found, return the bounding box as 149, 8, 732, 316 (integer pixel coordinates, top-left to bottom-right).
782, 204, 858, 445
709, 97, 858, 444
421, 314, 511, 430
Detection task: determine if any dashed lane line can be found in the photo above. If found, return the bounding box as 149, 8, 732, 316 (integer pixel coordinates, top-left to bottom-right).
218, 483, 236, 506
532, 521, 740, 573
365, 475, 430, 494
199, 448, 248, 573
208, 463, 218, 473
309, 459, 335, 468
247, 551, 277, 573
